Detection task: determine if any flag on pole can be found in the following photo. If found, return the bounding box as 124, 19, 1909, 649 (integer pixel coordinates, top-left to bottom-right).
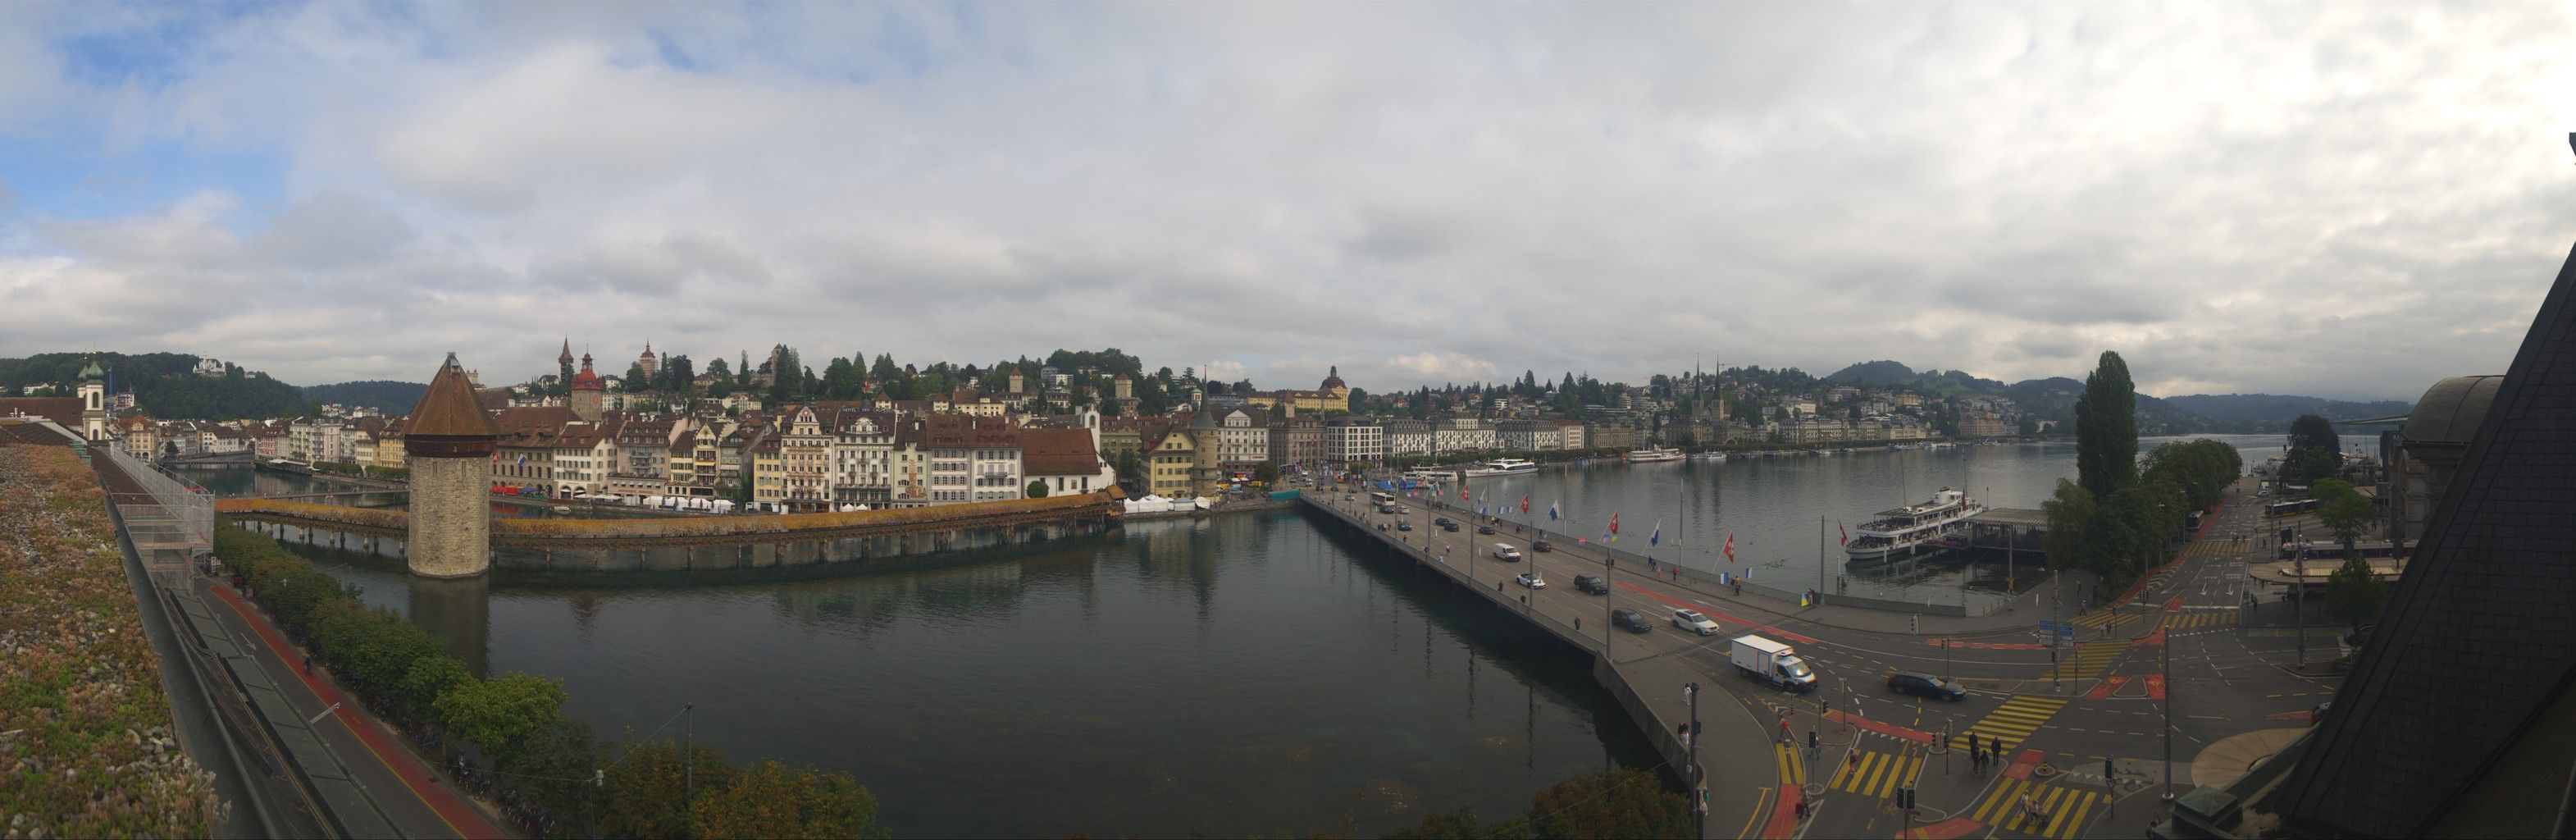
1838, 523, 1849, 546
1548, 500, 1560, 521
1609, 512, 1621, 535
1461, 485, 1471, 501
1650, 521, 1662, 547
1519, 494, 1530, 514
1723, 532, 1735, 562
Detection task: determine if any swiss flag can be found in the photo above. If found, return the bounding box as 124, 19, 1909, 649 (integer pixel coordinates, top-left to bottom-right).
1609, 513, 1621, 535
1461, 485, 1471, 501
1839, 523, 1849, 546
1519, 494, 1530, 514
1723, 532, 1735, 562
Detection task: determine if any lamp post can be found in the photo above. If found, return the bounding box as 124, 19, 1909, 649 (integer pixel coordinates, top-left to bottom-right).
2163, 626, 2176, 804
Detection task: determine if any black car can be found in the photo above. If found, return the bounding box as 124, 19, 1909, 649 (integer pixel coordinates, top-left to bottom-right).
2342, 625, 2373, 650
1441, 522, 1460, 532
1395, 520, 1413, 531
1477, 524, 1496, 535
1532, 540, 1553, 553
1886, 672, 1965, 701
1434, 517, 1453, 527
1573, 573, 1609, 595
1611, 609, 1652, 633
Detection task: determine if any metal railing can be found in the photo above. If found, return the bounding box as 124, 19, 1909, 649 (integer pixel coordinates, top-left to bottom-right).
100, 443, 215, 556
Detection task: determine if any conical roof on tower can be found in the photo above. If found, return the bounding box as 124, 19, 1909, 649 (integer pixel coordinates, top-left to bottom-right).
559, 337, 575, 365
407, 353, 501, 439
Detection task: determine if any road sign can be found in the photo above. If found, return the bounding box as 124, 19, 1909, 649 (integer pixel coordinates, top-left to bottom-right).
2059, 624, 2077, 640
2039, 619, 2058, 634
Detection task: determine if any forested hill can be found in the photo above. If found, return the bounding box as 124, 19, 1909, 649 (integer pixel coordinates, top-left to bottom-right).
302, 381, 428, 413
2159, 394, 2414, 432
0, 353, 306, 419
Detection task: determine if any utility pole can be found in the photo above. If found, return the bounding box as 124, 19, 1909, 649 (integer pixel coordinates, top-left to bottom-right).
2163, 627, 2175, 804
1686, 682, 1705, 839
2295, 534, 2307, 664
683, 703, 695, 810
1605, 552, 1616, 659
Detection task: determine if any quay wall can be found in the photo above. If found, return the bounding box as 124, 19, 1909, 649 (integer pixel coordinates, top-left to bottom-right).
220, 491, 1121, 575
1292, 495, 1704, 792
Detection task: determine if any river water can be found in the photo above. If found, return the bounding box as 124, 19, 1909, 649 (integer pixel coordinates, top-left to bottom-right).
177, 431, 2285, 836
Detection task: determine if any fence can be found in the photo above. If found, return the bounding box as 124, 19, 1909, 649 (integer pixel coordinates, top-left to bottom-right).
98, 444, 216, 581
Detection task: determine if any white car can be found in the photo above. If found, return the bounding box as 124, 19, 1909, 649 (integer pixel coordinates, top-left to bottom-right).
1672, 609, 1721, 636
1516, 573, 1547, 590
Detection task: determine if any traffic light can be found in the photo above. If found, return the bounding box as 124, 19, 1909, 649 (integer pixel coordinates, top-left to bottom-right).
1897, 787, 1916, 810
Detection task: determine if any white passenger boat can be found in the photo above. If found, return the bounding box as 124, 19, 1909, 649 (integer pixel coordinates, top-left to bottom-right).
1458, 458, 1539, 478
1844, 488, 1986, 564
1624, 447, 1685, 463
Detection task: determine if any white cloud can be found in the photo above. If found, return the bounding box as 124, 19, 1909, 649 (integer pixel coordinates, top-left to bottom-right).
1, 3, 2572, 399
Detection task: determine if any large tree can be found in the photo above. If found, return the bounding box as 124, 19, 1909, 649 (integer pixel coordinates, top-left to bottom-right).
2041, 479, 2096, 573
2284, 413, 2341, 484
2073, 350, 2137, 498
2313, 478, 2375, 558
2326, 553, 2390, 631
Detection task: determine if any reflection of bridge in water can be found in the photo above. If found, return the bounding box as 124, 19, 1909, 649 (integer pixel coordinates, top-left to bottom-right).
253, 490, 411, 502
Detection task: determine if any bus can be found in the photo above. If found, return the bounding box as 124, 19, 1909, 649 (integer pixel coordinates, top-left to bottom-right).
2264, 498, 2319, 518
1369, 491, 1396, 506
2279, 540, 2409, 561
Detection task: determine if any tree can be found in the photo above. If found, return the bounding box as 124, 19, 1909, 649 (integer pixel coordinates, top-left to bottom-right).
1521, 767, 1692, 839
691, 760, 886, 839
435, 672, 568, 769
2074, 351, 2137, 498
624, 360, 650, 390
2325, 553, 2389, 630
1384, 807, 1517, 839
2040, 479, 2096, 573
399, 655, 472, 724
1025, 479, 1049, 498
2284, 413, 2341, 484
2313, 478, 2375, 559
601, 740, 737, 839
1252, 461, 1280, 486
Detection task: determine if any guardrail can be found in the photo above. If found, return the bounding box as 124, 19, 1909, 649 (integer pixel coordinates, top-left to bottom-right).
100, 443, 215, 555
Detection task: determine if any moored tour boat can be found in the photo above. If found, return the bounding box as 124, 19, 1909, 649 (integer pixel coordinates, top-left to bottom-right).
1459, 458, 1539, 478
1844, 488, 1986, 564
1624, 446, 1685, 463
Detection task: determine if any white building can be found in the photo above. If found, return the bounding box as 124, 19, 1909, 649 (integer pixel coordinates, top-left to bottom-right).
830, 410, 899, 505
1434, 418, 1495, 454
1325, 419, 1384, 466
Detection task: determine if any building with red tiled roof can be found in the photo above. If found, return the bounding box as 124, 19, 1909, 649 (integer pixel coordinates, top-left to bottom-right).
1020, 427, 1110, 496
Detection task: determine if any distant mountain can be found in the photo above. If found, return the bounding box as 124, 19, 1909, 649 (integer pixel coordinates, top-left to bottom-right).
303, 381, 427, 414
2161, 394, 2414, 433
0, 352, 305, 419
1824, 361, 2211, 434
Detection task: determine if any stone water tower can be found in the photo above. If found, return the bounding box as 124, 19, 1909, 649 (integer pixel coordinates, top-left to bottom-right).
403, 354, 499, 578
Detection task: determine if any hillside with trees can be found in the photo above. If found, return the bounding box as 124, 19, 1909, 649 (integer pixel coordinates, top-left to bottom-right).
302, 381, 429, 413
0, 352, 305, 419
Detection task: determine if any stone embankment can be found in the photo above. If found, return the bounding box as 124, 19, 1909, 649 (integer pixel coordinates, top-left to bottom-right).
0, 442, 223, 837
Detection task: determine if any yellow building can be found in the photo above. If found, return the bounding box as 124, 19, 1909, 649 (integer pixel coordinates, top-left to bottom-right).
1146, 422, 1198, 498
1241, 367, 1352, 415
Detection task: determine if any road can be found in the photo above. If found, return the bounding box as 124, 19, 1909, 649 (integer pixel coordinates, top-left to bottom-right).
1313, 470, 2346, 839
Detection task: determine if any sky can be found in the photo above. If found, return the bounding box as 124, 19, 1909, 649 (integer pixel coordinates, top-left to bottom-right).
3, 3, 2573, 401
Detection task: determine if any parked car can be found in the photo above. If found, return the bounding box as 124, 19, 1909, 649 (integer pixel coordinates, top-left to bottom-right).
1532, 539, 1553, 553
1671, 609, 1721, 636
1612, 609, 1652, 633
1395, 520, 1413, 531
1516, 573, 1546, 590
1886, 672, 1966, 701
1478, 524, 1496, 535
1573, 573, 1609, 595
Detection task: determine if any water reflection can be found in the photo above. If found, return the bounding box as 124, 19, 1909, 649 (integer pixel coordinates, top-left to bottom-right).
408, 576, 491, 678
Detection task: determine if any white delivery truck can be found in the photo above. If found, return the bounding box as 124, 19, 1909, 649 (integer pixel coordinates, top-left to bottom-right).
1730, 635, 1817, 692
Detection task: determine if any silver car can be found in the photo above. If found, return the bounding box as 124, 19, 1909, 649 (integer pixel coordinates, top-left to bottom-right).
1516, 573, 1547, 590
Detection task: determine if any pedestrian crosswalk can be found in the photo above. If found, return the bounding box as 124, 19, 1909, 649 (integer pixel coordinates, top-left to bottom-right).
1771, 742, 1808, 787
1962, 696, 2068, 750
1969, 777, 2106, 839
1826, 748, 1922, 799
2065, 610, 2141, 630
2042, 639, 2129, 680
2183, 538, 2249, 559
2163, 612, 2236, 630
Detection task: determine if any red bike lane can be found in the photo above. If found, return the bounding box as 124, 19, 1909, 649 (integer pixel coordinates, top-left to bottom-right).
205, 583, 510, 839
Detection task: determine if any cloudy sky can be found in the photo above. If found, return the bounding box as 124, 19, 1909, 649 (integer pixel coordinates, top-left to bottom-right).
3, 3, 2572, 399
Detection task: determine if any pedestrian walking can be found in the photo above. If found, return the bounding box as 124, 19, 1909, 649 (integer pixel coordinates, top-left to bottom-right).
1847, 751, 1860, 778
1968, 732, 1981, 765
302, 655, 312, 675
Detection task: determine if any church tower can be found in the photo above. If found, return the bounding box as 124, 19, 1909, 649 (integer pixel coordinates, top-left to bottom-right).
77, 358, 107, 441
571, 352, 604, 422
1189, 408, 1223, 499
637, 340, 659, 382
404, 354, 499, 578
557, 338, 576, 390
